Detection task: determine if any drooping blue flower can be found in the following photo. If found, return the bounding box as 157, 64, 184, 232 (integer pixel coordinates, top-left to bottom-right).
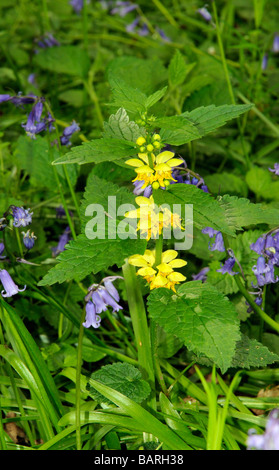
197, 7, 212, 22
156, 27, 170, 42
12, 206, 33, 228
60, 120, 80, 146
217, 257, 238, 275
246, 295, 263, 314
36, 33, 60, 50
0, 242, 5, 260
0, 94, 12, 103
52, 226, 71, 257
0, 92, 37, 108
0, 270, 26, 298
250, 236, 266, 254
133, 180, 152, 197
247, 409, 279, 450
21, 98, 48, 139
269, 163, 279, 176
192, 266, 209, 282
201, 227, 219, 238
209, 231, 225, 252
83, 300, 102, 329
22, 230, 37, 250
262, 53, 268, 70
83, 277, 123, 329
272, 33, 279, 53
110, 1, 138, 17
252, 257, 279, 287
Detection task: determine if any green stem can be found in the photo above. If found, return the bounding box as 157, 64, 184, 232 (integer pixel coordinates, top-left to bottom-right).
75, 307, 86, 450
122, 260, 156, 410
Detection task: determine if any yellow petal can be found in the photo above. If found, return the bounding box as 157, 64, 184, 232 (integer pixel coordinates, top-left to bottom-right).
156, 263, 173, 275
134, 165, 154, 174
166, 158, 184, 168
167, 272, 186, 282
161, 250, 178, 264
168, 259, 187, 268
156, 151, 175, 164
137, 153, 149, 164
135, 196, 154, 207
125, 158, 145, 167
128, 255, 149, 267
150, 274, 168, 288
137, 266, 157, 277
124, 209, 139, 218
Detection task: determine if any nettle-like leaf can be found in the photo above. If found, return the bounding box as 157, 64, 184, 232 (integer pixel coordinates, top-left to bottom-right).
231, 334, 279, 369
33, 45, 90, 78
103, 108, 145, 141
15, 135, 78, 189
154, 184, 235, 236
156, 104, 253, 145
52, 137, 136, 165
168, 49, 189, 87
88, 363, 151, 405
147, 281, 241, 373
217, 194, 279, 231
38, 176, 146, 286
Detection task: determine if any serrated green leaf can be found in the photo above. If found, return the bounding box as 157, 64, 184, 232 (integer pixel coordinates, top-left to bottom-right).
14, 135, 78, 189
103, 107, 145, 141
154, 184, 235, 236
33, 45, 90, 78
245, 166, 279, 201
52, 137, 136, 165
231, 334, 279, 369
89, 363, 151, 405
144, 86, 168, 109
217, 194, 279, 231
39, 176, 146, 286
38, 233, 146, 286
168, 49, 188, 87
147, 281, 241, 373
158, 104, 253, 145
206, 260, 239, 295
109, 76, 147, 114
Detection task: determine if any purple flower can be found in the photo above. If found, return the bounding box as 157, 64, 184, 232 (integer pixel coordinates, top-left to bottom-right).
36, 33, 60, 50
0, 94, 11, 103
52, 227, 71, 257
0, 242, 5, 260
0, 270, 26, 298
246, 295, 263, 314
202, 227, 225, 252
156, 27, 170, 42
83, 277, 123, 328
252, 257, 279, 286
197, 7, 212, 22
83, 301, 102, 329
201, 227, 219, 238
60, 120, 80, 146
272, 33, 279, 53
269, 163, 279, 176
217, 257, 238, 276
21, 98, 48, 139
247, 409, 279, 450
12, 206, 33, 228
250, 236, 266, 254
133, 180, 152, 197
192, 267, 209, 282
22, 230, 37, 250
126, 17, 140, 32
110, 1, 138, 17
262, 53, 268, 70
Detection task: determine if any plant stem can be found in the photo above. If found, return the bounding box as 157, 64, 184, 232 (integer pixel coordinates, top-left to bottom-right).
122, 260, 156, 410
75, 307, 86, 450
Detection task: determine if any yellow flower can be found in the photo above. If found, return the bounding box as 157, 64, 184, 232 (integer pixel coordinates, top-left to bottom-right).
126, 149, 183, 188
124, 196, 183, 241
128, 249, 187, 292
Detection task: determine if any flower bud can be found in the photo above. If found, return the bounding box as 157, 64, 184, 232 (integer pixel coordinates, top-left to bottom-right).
136, 136, 146, 147
146, 144, 154, 152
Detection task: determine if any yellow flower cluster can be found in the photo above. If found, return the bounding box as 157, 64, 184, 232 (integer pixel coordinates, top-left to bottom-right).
126, 136, 183, 189
125, 195, 183, 241
129, 249, 187, 292
126, 133, 187, 293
